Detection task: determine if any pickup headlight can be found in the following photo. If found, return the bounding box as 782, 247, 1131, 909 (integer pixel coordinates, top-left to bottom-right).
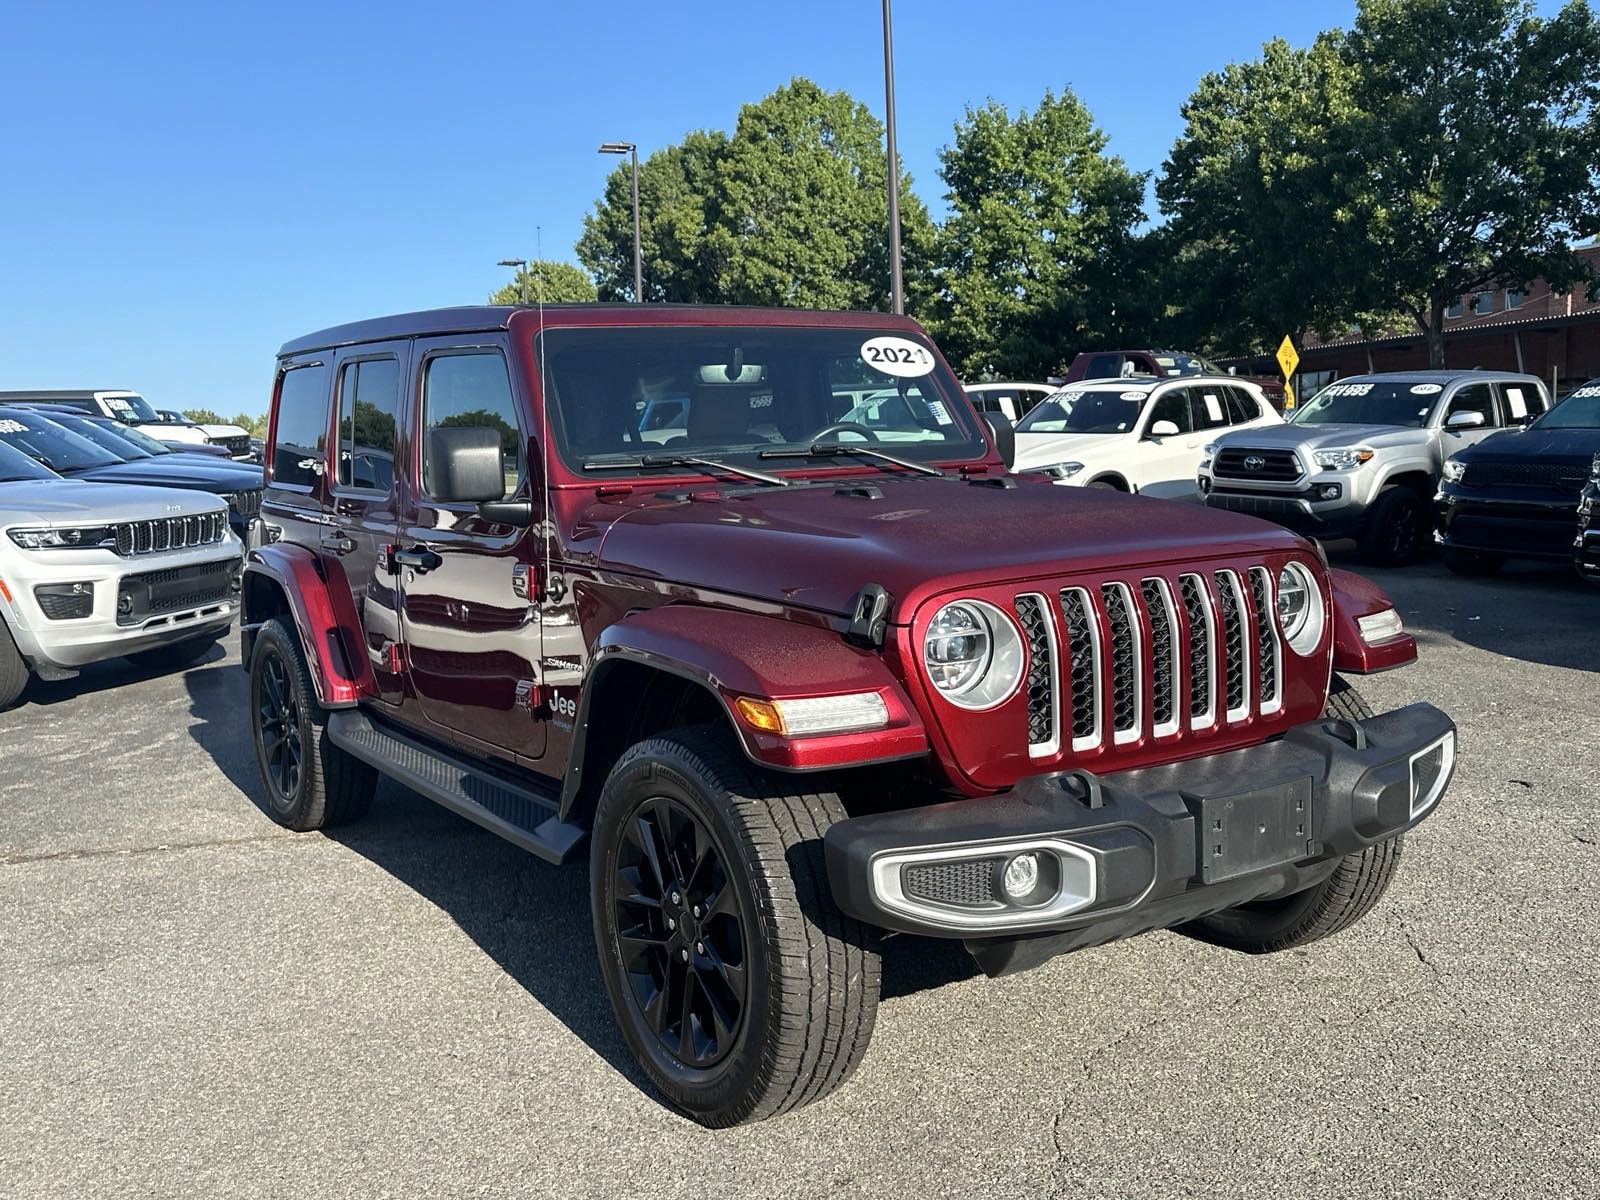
1275, 562, 1325, 655
1442, 458, 1466, 483
7, 526, 117, 551
1035, 461, 1085, 481
1312, 447, 1376, 470
924, 600, 1024, 709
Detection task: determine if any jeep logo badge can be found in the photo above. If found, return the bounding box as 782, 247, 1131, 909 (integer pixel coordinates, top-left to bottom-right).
1244, 455, 1266, 471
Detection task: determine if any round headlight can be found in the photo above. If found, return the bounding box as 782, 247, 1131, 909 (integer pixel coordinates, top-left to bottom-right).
923, 600, 1025, 709
1275, 562, 1325, 655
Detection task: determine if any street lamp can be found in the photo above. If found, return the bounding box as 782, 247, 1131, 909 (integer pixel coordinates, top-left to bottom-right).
598, 141, 644, 303
497, 257, 528, 305
882, 0, 904, 315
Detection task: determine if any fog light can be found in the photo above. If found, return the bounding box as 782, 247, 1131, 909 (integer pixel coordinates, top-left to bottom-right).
117, 594, 133, 614
1198, 476, 1213, 495
1001, 853, 1039, 899
1317, 483, 1342, 501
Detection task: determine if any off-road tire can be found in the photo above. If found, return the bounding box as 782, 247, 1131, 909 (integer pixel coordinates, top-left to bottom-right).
1440, 546, 1506, 577
249, 618, 375, 831
1181, 676, 1404, 953
0, 619, 30, 711
590, 726, 880, 1127
127, 630, 223, 671
1358, 486, 1429, 567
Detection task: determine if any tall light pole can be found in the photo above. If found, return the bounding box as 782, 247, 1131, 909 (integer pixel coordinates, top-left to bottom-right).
497, 257, 528, 305
882, 0, 904, 315
599, 141, 643, 302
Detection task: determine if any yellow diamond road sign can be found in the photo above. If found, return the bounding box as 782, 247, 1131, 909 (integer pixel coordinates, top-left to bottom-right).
1276, 336, 1300, 380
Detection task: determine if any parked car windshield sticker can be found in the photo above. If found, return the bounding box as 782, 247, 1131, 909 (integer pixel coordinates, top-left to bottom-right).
860, 336, 936, 378
1203, 392, 1224, 422
1120, 390, 1147, 401
1569, 385, 1600, 399
1410, 384, 1443, 395
106, 396, 134, 412
927, 400, 953, 425
0, 419, 28, 434
1505, 388, 1528, 419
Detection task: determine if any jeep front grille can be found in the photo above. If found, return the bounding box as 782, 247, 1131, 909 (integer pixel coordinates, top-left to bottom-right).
112, 513, 228, 557
1018, 567, 1284, 755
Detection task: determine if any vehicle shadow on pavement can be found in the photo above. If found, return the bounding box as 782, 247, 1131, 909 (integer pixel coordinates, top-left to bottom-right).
23, 641, 229, 707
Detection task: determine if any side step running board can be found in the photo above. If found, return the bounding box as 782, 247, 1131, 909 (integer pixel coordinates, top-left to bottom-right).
326, 709, 586, 864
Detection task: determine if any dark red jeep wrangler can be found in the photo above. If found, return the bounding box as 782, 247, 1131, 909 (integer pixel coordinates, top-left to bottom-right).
243, 305, 1454, 1126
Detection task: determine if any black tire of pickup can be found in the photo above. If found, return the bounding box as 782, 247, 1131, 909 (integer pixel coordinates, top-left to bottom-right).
248, 618, 376, 831
1440, 546, 1506, 577
127, 630, 223, 671
0, 619, 29, 711
590, 726, 880, 1127
1358, 486, 1428, 567
1179, 676, 1405, 953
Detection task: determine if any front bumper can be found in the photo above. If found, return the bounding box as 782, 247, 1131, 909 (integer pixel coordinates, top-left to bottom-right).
1577, 488, 1600, 580
1201, 484, 1366, 540
1436, 483, 1582, 561
825, 702, 1454, 971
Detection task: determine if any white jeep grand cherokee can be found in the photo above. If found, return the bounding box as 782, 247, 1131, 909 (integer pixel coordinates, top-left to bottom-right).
0, 439, 242, 709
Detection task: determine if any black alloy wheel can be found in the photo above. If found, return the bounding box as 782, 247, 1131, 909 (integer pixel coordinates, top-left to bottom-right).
1384, 494, 1422, 559
613, 795, 748, 1069
254, 646, 304, 804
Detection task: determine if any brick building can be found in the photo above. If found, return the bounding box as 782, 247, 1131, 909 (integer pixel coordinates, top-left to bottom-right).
1222, 244, 1600, 401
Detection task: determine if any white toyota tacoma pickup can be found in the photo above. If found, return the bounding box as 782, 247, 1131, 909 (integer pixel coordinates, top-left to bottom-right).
0, 440, 242, 709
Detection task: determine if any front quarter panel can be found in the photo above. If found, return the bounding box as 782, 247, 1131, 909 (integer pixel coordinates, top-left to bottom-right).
1329, 567, 1416, 673
242, 542, 376, 706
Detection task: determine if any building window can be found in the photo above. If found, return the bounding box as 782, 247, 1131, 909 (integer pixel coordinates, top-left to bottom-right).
1445, 299, 1464, 319
1473, 292, 1497, 316
1506, 290, 1524, 311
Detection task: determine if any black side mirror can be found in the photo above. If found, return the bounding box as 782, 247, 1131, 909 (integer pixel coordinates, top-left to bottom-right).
984, 414, 1015, 470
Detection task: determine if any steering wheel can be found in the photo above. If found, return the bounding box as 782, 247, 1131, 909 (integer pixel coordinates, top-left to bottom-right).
808, 421, 880, 443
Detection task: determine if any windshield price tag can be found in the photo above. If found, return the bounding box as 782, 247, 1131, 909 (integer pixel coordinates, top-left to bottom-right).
1410, 384, 1443, 395
0, 419, 27, 434
106, 397, 134, 412
860, 336, 936, 378
1323, 383, 1374, 398
1571, 386, 1600, 399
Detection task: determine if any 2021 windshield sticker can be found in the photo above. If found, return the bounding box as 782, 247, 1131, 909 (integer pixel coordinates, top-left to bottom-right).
860, 336, 935, 378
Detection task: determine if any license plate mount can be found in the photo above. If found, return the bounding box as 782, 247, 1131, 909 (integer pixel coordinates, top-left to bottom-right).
1193, 779, 1315, 884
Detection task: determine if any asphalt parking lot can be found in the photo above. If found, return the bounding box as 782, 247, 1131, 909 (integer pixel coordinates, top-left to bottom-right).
2, 552, 1597, 1200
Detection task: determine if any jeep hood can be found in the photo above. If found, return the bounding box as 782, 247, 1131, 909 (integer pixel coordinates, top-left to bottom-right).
0, 479, 227, 525
595, 475, 1308, 618
1218, 422, 1432, 453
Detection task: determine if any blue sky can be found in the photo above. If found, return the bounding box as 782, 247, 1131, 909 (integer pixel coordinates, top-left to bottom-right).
0, 0, 1563, 414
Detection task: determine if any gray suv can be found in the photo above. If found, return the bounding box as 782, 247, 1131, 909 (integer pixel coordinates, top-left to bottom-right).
1197, 370, 1551, 565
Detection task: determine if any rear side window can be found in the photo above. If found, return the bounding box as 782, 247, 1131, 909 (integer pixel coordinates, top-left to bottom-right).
1496, 381, 1545, 423
272, 363, 331, 489
336, 358, 400, 492
1189, 386, 1232, 431
422, 352, 522, 501
1224, 386, 1261, 424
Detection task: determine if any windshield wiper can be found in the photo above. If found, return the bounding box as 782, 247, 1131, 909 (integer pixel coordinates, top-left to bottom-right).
584, 453, 789, 487
759, 441, 949, 478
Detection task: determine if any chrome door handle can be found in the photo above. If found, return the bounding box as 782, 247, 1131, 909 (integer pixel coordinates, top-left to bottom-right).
320, 529, 356, 554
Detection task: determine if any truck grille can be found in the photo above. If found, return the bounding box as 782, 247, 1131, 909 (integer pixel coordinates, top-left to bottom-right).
1214, 447, 1302, 482
1017, 568, 1284, 755
1461, 461, 1588, 494
113, 513, 228, 556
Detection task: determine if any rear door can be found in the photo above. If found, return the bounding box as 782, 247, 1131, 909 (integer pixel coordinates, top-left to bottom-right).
1495, 380, 1547, 426
397, 339, 544, 763
326, 342, 409, 706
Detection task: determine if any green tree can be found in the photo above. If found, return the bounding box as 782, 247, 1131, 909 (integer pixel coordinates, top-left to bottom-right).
1337, 0, 1600, 365
1157, 36, 1361, 355
576, 78, 935, 311
933, 90, 1147, 380
182, 408, 226, 426
488, 259, 597, 305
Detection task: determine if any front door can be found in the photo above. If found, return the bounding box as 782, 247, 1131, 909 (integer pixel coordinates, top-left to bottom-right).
325, 341, 409, 706
397, 340, 545, 763
1438, 381, 1505, 453
1137, 385, 1205, 497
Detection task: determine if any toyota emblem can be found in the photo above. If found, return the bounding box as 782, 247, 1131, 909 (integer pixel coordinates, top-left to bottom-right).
1243, 455, 1266, 471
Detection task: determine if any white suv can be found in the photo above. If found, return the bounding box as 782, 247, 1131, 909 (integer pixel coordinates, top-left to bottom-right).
1011, 375, 1281, 498
0, 441, 242, 709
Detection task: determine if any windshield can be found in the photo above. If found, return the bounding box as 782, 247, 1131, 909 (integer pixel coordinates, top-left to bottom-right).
100, 392, 161, 424
1539, 382, 1600, 429
96, 420, 172, 455
50, 414, 149, 460
1290, 380, 1436, 428
0, 438, 57, 483
0, 411, 125, 472
541, 325, 985, 472
1157, 353, 1224, 377
1016, 386, 1148, 435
